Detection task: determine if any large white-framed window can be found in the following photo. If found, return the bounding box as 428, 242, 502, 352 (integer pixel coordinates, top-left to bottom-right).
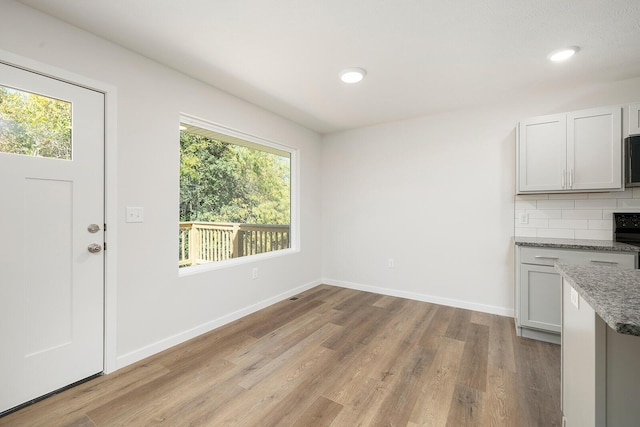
178, 114, 299, 274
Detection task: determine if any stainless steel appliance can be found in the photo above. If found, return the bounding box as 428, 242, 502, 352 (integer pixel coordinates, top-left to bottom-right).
625, 136, 640, 187
613, 213, 640, 247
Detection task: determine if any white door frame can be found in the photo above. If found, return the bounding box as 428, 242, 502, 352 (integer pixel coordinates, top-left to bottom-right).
0, 49, 119, 374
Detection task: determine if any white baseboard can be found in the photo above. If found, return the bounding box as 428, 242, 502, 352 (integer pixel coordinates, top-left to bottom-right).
323, 278, 514, 318
116, 279, 322, 370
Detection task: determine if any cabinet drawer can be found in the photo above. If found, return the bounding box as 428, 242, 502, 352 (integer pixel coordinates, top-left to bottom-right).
519, 247, 636, 269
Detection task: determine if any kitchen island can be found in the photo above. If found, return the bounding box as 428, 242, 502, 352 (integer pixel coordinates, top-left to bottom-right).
555, 263, 640, 427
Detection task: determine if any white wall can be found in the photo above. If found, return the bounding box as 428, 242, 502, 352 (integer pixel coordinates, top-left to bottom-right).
0, 1, 322, 368
321, 75, 640, 316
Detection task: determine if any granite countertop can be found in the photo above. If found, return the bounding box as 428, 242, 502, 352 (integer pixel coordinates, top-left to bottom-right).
555, 263, 640, 336
514, 236, 640, 253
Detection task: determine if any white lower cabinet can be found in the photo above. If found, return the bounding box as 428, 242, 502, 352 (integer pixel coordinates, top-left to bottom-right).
520, 263, 561, 334
515, 246, 636, 344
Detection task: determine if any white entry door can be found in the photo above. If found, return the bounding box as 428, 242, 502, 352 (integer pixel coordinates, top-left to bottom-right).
0, 62, 104, 413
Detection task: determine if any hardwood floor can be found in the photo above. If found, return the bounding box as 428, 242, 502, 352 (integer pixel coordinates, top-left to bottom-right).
0, 285, 561, 426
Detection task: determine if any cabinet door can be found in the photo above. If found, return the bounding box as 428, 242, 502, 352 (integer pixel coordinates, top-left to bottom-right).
567, 106, 622, 191
518, 114, 567, 193
630, 102, 640, 135
520, 264, 562, 333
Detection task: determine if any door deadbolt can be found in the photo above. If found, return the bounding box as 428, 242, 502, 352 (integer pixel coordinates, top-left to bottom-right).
87, 224, 101, 233
88, 243, 102, 254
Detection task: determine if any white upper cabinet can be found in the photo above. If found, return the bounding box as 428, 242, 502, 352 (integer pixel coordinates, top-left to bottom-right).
630, 102, 640, 135
518, 114, 567, 192
517, 106, 622, 193
567, 106, 622, 191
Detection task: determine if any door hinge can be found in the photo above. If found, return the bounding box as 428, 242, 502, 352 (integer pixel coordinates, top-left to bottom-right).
104, 223, 107, 231
103, 242, 107, 251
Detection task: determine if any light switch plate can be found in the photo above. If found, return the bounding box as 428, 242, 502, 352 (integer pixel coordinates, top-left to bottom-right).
126, 207, 144, 223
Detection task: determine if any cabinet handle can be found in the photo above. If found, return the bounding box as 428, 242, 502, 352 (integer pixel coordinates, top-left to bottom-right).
590, 260, 618, 265
569, 168, 574, 188
534, 256, 560, 260
561, 170, 566, 189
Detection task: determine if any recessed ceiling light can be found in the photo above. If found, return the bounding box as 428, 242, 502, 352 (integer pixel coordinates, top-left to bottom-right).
179, 125, 187, 131
339, 68, 366, 84
548, 46, 580, 62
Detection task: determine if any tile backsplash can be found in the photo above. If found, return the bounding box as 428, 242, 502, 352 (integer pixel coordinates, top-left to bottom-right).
514, 188, 640, 240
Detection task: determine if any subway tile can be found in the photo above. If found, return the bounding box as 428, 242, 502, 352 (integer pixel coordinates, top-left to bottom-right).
536, 200, 575, 209
548, 193, 588, 200
587, 189, 633, 199
575, 229, 613, 240
515, 200, 537, 210
617, 199, 640, 209
517, 218, 549, 228
588, 220, 612, 230
561, 210, 603, 220
574, 199, 617, 209
633, 188, 640, 198
549, 219, 588, 229
527, 209, 562, 219
515, 194, 548, 201
538, 228, 575, 239
514, 227, 537, 237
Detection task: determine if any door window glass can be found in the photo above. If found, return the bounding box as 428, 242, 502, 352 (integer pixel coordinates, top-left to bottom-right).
0, 84, 72, 160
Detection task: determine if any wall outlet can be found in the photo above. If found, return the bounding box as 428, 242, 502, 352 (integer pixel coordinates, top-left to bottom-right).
252, 268, 259, 279
518, 212, 529, 225
388, 258, 395, 268
570, 286, 579, 309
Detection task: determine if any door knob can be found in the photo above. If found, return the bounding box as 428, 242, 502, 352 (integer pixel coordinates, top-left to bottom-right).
87, 224, 101, 233
88, 243, 102, 254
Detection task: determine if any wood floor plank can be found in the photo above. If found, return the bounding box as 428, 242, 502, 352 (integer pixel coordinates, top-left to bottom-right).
289, 396, 343, 427
237, 322, 341, 390
513, 338, 562, 426
444, 307, 473, 341
321, 301, 418, 405
456, 322, 490, 392
446, 383, 484, 427
370, 344, 436, 426
418, 304, 454, 351
0, 285, 562, 427
470, 310, 493, 326
409, 336, 465, 426
247, 298, 325, 338
86, 357, 236, 425
365, 300, 436, 383
481, 366, 520, 426
332, 290, 383, 314
327, 376, 390, 426
488, 314, 517, 372
226, 305, 340, 363
254, 340, 361, 427
321, 304, 387, 350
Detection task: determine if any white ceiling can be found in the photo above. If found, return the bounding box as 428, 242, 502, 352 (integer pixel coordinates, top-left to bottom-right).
18, 0, 640, 134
